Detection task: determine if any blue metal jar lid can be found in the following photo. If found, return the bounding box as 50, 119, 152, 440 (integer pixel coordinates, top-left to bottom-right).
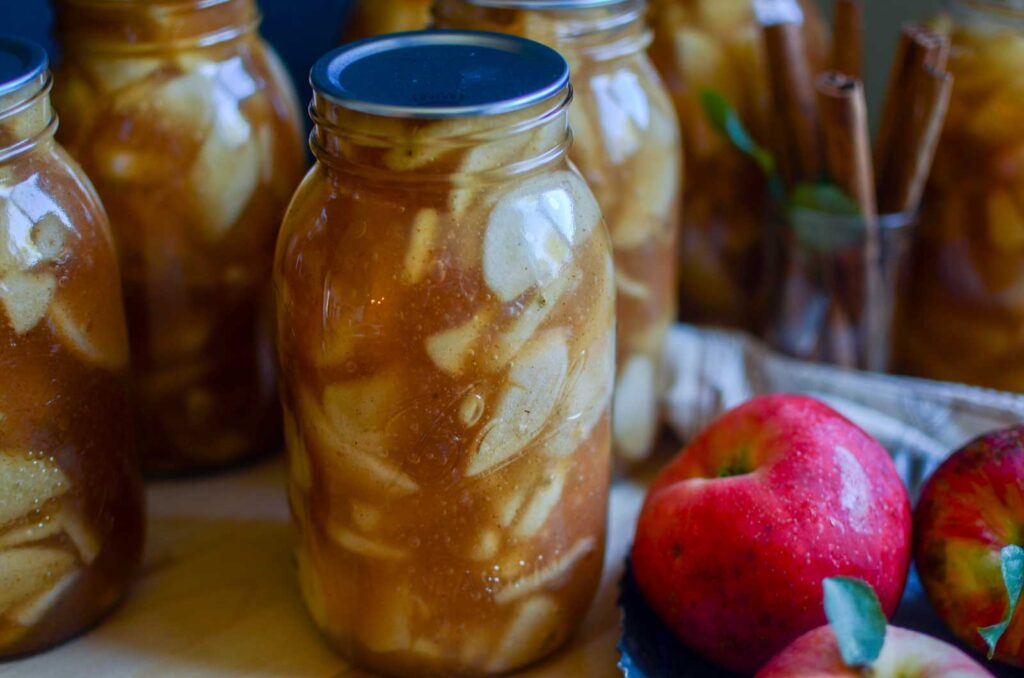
0, 36, 48, 100
312, 30, 570, 119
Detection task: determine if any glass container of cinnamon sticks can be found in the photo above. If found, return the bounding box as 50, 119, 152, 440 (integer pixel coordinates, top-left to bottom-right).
758, 4, 953, 372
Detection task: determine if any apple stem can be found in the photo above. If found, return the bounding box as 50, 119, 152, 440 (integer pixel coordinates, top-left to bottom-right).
717, 446, 753, 477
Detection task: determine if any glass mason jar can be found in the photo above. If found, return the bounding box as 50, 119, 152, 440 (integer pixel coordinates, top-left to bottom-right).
0, 38, 144, 656
276, 32, 614, 676
647, 0, 828, 330
895, 0, 1024, 391
341, 0, 435, 41
434, 0, 683, 463
50, 0, 307, 474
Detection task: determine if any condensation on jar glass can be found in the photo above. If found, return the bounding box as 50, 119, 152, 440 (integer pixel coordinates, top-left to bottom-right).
276, 31, 614, 677
433, 0, 683, 463
647, 0, 828, 330
895, 0, 1024, 391
0, 38, 144, 657
341, 0, 435, 41
50, 0, 308, 474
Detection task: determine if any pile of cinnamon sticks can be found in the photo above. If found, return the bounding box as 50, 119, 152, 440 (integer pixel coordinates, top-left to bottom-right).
758, 0, 954, 370
761, 0, 952, 220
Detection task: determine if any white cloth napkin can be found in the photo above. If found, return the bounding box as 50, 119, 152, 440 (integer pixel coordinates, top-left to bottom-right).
663, 324, 1024, 496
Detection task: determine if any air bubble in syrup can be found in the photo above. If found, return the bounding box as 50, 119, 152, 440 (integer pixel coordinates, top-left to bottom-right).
429, 260, 447, 283
459, 392, 485, 428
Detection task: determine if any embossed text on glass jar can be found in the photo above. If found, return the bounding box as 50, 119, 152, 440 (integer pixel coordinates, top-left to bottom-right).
434, 0, 683, 462
276, 33, 614, 677
51, 0, 307, 473
0, 38, 144, 657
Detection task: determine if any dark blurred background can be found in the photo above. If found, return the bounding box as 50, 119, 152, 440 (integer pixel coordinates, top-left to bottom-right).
0, 0, 933, 125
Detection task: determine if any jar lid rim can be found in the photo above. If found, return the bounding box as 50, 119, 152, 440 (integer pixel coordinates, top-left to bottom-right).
0, 36, 48, 100
311, 30, 570, 120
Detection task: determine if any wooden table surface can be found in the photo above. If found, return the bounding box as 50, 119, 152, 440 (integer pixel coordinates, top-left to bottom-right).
0, 457, 653, 677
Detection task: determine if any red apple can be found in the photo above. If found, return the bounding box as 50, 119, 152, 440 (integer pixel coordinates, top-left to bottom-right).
756, 625, 994, 677
631, 394, 912, 672
915, 425, 1024, 666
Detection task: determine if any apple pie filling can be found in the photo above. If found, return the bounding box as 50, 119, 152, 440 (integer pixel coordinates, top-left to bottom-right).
646, 0, 828, 329
0, 43, 144, 656
51, 0, 307, 473
434, 0, 683, 462
896, 3, 1024, 392
276, 35, 614, 676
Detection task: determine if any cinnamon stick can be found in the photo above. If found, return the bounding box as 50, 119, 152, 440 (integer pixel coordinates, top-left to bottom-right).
875, 24, 951, 210
816, 72, 876, 221
831, 0, 864, 79
763, 20, 822, 186
880, 67, 954, 214
816, 72, 882, 370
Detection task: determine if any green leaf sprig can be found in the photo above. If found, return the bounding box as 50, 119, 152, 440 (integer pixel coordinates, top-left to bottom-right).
822, 576, 888, 669
788, 183, 867, 251
700, 90, 867, 248
789, 183, 861, 215
978, 545, 1024, 659
700, 89, 777, 178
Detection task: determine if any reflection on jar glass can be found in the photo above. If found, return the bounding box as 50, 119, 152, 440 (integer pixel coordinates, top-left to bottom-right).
0, 37, 144, 657
276, 32, 614, 677
434, 0, 683, 463
647, 0, 828, 330
51, 0, 307, 474
341, 0, 435, 41
895, 1, 1024, 392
